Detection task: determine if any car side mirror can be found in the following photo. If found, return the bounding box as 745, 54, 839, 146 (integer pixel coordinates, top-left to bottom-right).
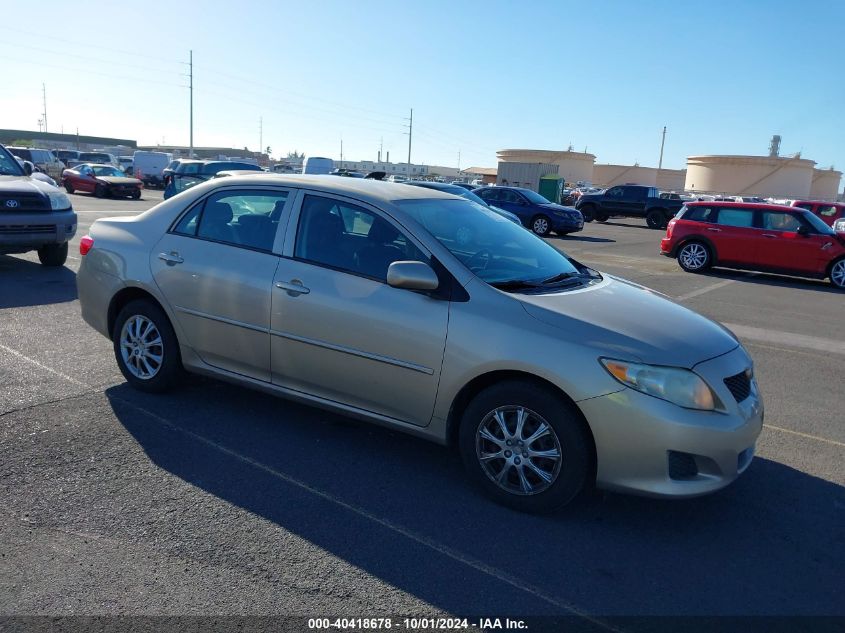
387, 261, 439, 291
797, 225, 810, 237
23, 162, 33, 176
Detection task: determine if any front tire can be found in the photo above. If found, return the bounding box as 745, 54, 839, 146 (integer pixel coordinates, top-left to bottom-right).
829, 258, 845, 290
595, 213, 609, 223
459, 380, 591, 513
677, 241, 712, 273
94, 184, 106, 198
113, 299, 183, 392
646, 209, 668, 230
131, 189, 142, 200
530, 215, 551, 237
64, 182, 74, 194
579, 205, 596, 222
37, 242, 68, 267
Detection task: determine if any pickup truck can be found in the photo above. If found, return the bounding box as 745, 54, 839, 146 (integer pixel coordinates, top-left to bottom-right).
575, 184, 684, 229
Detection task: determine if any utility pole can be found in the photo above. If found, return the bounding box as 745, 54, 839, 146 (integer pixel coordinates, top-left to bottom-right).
259, 116, 263, 162
189, 50, 194, 158
658, 126, 667, 169
42, 83, 48, 134
404, 108, 413, 177
457, 150, 461, 172
76, 127, 80, 150
378, 137, 383, 163
340, 138, 343, 167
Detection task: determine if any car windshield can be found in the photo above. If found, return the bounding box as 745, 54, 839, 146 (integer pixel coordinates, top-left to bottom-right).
518, 189, 553, 205
395, 198, 583, 287
92, 166, 125, 177
0, 146, 25, 175
802, 211, 835, 235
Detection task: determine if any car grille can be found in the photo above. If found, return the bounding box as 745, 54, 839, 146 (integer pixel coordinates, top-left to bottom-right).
724, 370, 752, 403
0, 224, 55, 234
0, 192, 50, 211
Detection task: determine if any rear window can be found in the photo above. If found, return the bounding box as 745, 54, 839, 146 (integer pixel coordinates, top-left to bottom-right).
682, 206, 717, 222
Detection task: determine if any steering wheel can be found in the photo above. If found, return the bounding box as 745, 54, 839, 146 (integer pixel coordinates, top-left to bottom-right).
466, 249, 492, 272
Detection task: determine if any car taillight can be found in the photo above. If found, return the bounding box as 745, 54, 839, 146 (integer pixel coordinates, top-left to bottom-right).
79, 235, 94, 256
666, 219, 676, 237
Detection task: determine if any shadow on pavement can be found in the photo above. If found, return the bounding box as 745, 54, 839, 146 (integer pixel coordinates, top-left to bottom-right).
106, 379, 845, 618
703, 268, 840, 294
0, 255, 77, 308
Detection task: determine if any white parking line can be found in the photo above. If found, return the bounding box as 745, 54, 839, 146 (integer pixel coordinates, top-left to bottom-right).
674, 279, 737, 301
724, 323, 845, 356
764, 424, 845, 448
110, 393, 622, 633
0, 342, 88, 388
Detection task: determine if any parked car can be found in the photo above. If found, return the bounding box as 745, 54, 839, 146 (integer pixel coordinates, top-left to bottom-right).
77, 174, 762, 512
404, 180, 523, 227
162, 159, 182, 187
302, 156, 334, 175
132, 150, 172, 188
790, 200, 845, 227
834, 217, 845, 233
661, 201, 845, 289
450, 182, 477, 192
473, 185, 583, 236
163, 160, 264, 199
78, 151, 119, 167
118, 156, 134, 175
575, 184, 683, 229
14, 157, 57, 187
386, 174, 409, 183
62, 163, 144, 199
55, 149, 82, 168
0, 143, 76, 266
6, 146, 66, 181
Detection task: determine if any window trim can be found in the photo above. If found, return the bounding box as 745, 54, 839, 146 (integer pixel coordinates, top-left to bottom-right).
282, 190, 433, 286
167, 185, 295, 254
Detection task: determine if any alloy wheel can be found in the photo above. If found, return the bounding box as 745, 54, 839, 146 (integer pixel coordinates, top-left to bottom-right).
532, 217, 549, 235
679, 243, 708, 270
475, 406, 562, 496
831, 260, 845, 288
119, 315, 164, 380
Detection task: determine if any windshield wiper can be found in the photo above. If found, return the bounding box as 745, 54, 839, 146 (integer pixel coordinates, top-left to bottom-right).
489, 278, 546, 290
539, 272, 583, 285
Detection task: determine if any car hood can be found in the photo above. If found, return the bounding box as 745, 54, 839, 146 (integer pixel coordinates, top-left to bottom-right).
96, 176, 141, 185
539, 202, 580, 213
0, 174, 55, 195
517, 275, 738, 368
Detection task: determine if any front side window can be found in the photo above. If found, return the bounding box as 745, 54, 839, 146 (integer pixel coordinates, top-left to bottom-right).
396, 198, 581, 285
294, 195, 426, 281
761, 211, 802, 232
717, 208, 754, 228
174, 189, 289, 251
0, 146, 25, 176
606, 187, 622, 198
92, 166, 125, 177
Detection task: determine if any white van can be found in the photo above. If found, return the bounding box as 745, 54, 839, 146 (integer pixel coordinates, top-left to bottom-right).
302, 156, 334, 175
132, 151, 173, 188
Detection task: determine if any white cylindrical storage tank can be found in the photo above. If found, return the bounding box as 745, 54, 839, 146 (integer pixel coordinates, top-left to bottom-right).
809, 168, 842, 200
685, 155, 815, 198
592, 164, 657, 187
497, 149, 595, 185
656, 168, 687, 191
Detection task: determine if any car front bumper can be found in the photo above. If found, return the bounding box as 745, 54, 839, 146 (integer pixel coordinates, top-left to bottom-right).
0, 209, 77, 253
552, 215, 584, 233
579, 345, 763, 498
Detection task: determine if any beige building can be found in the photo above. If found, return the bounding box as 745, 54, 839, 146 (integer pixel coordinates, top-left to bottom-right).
497, 149, 595, 184
809, 168, 843, 200
592, 164, 658, 187
684, 155, 819, 199
656, 168, 687, 191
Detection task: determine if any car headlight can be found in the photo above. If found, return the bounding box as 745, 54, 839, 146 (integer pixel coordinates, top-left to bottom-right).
47, 190, 71, 210
599, 358, 720, 410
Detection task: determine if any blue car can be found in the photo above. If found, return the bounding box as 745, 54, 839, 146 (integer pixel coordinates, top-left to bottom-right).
473, 186, 584, 236
403, 181, 523, 226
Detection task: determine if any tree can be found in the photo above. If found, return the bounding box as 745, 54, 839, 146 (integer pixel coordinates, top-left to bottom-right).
265, 146, 272, 156
287, 150, 304, 159
9, 139, 34, 147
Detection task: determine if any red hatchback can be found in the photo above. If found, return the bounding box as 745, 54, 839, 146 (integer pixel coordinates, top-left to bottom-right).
790, 200, 845, 227
661, 202, 845, 289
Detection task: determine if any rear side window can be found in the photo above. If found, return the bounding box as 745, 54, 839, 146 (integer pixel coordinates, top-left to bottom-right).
683, 206, 716, 223
817, 205, 837, 217
717, 208, 754, 228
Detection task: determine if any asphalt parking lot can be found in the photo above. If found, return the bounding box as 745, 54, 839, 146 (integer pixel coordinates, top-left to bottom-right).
1, 190, 843, 624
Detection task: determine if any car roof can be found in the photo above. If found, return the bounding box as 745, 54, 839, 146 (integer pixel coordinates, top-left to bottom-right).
687, 201, 796, 210
792, 199, 844, 206
204, 173, 457, 203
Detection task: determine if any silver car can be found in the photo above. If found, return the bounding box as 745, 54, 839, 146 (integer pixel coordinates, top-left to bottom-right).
77, 175, 763, 512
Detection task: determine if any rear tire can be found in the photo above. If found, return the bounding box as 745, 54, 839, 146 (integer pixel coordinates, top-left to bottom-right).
646, 209, 668, 230
64, 182, 74, 194
677, 241, 712, 273
829, 258, 845, 290
37, 242, 68, 267
530, 215, 551, 237
459, 380, 591, 513
113, 299, 183, 392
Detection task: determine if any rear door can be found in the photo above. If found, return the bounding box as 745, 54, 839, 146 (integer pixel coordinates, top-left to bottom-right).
711, 207, 759, 265
755, 210, 829, 274
150, 187, 293, 381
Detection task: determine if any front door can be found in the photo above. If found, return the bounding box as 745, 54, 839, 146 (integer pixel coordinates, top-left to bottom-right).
150, 187, 293, 381
755, 210, 830, 275
270, 193, 449, 426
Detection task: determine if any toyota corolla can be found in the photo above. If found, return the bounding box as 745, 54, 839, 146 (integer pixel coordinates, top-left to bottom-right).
77, 175, 763, 512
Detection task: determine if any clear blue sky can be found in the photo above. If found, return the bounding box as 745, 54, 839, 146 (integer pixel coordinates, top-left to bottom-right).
2, 0, 843, 174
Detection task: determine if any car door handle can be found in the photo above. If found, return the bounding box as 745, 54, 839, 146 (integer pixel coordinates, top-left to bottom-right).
706, 227, 722, 232
158, 252, 184, 264
275, 280, 310, 296
762, 234, 777, 238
